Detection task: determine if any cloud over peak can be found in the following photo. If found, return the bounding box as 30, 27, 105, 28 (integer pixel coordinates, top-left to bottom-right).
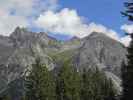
0, 0, 131, 46
35, 8, 120, 40
35, 8, 132, 46
0, 0, 59, 35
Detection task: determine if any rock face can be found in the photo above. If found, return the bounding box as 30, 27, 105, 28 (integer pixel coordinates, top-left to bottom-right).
0, 27, 59, 98
0, 27, 127, 98
77, 33, 127, 76
74, 33, 127, 91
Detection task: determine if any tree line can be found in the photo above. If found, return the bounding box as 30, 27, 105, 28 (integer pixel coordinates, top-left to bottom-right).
121, 1, 133, 100
17, 59, 116, 100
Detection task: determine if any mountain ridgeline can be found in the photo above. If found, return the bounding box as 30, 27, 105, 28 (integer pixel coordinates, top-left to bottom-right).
0, 27, 127, 99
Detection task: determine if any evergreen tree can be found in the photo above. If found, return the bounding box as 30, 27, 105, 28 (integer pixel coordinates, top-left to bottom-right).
81, 68, 94, 100
0, 95, 10, 100
121, 1, 133, 100
121, 35, 133, 100
121, 1, 133, 21
103, 79, 116, 100
56, 60, 81, 100
81, 67, 116, 100
25, 58, 56, 100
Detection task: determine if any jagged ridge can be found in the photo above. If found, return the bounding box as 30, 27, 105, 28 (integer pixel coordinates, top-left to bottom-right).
0, 27, 127, 99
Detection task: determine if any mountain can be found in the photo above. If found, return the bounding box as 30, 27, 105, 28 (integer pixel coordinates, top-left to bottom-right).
77, 32, 126, 76
0, 27, 127, 99
75, 33, 127, 90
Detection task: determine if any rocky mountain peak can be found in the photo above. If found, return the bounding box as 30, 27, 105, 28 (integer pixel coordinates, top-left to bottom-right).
0, 29, 127, 97
77, 32, 127, 75
83, 32, 114, 41
10, 27, 29, 38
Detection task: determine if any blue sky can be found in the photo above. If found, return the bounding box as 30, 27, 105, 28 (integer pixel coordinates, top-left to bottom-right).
59, 0, 127, 37
35, 0, 130, 40
0, 0, 132, 45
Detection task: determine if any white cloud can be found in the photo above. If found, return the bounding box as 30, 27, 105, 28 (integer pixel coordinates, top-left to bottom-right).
35, 8, 133, 46
121, 24, 133, 34
87, 23, 120, 40
0, 0, 34, 16
0, 0, 34, 35
0, 0, 59, 36
0, 0, 131, 47
120, 24, 133, 46
0, 12, 28, 36
34, 0, 59, 12
0, 0, 58, 16
35, 8, 120, 40
120, 35, 131, 47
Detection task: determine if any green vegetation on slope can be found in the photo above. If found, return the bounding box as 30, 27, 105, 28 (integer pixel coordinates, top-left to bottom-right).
1, 58, 117, 100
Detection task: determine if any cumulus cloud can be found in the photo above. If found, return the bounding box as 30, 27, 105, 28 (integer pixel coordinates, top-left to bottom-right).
34, 0, 59, 13
121, 24, 133, 34
0, 12, 28, 36
35, 8, 133, 46
35, 8, 120, 40
120, 35, 131, 47
0, 0, 131, 46
87, 23, 120, 40
0, 0, 34, 17
119, 24, 133, 46
0, 0, 59, 35
0, 0, 58, 16
0, 0, 33, 35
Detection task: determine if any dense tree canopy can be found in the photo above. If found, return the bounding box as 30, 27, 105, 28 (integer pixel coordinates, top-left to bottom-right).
81, 67, 116, 100
25, 58, 56, 100
2, 58, 117, 100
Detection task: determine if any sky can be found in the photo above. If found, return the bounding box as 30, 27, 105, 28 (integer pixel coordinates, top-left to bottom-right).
60, 0, 126, 35
0, 0, 133, 46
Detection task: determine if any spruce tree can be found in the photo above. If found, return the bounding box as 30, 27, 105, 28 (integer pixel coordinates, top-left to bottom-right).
25, 58, 56, 100
121, 1, 133, 100
121, 33, 133, 100
122, 2, 133, 21
56, 60, 81, 100
0, 95, 10, 100
102, 79, 116, 100
81, 67, 116, 100
81, 68, 94, 100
